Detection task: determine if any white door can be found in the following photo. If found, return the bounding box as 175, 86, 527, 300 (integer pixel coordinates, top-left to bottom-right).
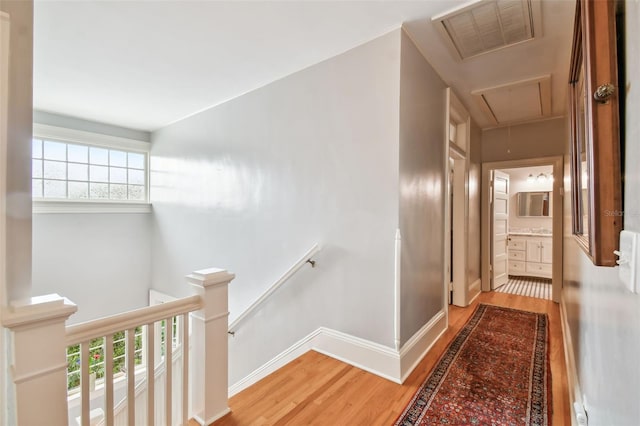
492, 171, 509, 289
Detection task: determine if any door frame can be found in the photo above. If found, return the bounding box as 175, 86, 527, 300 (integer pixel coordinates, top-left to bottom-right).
481, 156, 563, 302
1, 11, 10, 426
443, 88, 471, 308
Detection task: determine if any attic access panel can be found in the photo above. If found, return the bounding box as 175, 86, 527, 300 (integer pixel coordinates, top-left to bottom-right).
472, 75, 551, 126
433, 0, 541, 61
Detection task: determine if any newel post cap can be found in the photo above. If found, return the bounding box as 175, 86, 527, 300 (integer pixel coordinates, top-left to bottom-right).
186, 267, 235, 288
2, 293, 77, 329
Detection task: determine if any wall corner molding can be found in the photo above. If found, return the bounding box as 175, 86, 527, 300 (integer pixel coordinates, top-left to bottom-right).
228, 311, 449, 397
560, 293, 583, 426
399, 309, 447, 382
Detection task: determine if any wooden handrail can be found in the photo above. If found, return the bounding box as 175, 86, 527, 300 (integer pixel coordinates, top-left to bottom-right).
228, 244, 320, 333
66, 295, 202, 346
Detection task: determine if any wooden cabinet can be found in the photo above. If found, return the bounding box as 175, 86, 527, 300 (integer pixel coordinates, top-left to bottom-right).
508, 235, 552, 279
540, 239, 553, 264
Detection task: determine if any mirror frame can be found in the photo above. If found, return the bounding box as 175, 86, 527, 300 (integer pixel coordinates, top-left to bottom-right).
517, 191, 551, 217
569, 0, 622, 266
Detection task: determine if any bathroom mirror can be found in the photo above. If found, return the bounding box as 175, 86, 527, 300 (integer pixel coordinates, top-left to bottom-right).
517, 192, 550, 217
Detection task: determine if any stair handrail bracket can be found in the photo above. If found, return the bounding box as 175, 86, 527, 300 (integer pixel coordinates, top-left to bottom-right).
228, 244, 320, 334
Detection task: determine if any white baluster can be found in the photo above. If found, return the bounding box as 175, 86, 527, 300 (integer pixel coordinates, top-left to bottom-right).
81, 341, 90, 426
165, 317, 173, 425
146, 322, 155, 426
105, 334, 114, 426
126, 328, 135, 425
182, 313, 189, 426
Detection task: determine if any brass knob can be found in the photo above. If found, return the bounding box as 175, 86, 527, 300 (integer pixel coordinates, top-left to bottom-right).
593, 83, 615, 103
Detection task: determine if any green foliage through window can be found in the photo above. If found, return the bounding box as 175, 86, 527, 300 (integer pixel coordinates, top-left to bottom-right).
66, 327, 144, 391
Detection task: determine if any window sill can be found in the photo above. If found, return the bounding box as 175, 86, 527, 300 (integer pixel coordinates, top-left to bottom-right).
33, 200, 152, 214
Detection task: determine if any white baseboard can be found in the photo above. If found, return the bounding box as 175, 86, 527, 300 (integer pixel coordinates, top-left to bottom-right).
469, 279, 482, 304
228, 328, 320, 396
399, 310, 447, 382
228, 310, 449, 396
560, 293, 583, 426
313, 327, 401, 383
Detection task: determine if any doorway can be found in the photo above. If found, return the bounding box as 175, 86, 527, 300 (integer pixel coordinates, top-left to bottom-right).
481, 157, 563, 302
444, 88, 473, 309
493, 165, 554, 300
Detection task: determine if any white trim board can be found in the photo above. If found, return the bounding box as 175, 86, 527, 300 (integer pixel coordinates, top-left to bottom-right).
33, 123, 150, 152
469, 278, 482, 303
313, 327, 401, 383
228, 328, 319, 396
560, 293, 585, 426
33, 200, 152, 214
228, 311, 447, 397
0, 11, 10, 426
399, 310, 447, 382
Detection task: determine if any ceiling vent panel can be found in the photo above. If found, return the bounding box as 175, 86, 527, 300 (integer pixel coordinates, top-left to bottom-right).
433, 0, 541, 60
472, 75, 551, 126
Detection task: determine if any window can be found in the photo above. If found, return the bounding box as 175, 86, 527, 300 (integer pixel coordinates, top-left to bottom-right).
32, 139, 147, 202
32, 124, 151, 213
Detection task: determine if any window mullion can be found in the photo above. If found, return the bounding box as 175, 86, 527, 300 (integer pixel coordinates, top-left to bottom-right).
33, 136, 148, 205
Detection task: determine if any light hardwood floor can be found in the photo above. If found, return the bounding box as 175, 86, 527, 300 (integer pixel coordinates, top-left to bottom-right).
208, 292, 570, 425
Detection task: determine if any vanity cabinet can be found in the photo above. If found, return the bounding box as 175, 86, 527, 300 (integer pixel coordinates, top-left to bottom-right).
508, 235, 552, 279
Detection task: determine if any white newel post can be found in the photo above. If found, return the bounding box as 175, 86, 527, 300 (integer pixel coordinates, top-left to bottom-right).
2, 294, 77, 426
187, 268, 234, 425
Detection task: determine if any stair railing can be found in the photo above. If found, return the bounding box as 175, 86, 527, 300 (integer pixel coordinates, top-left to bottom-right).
2, 267, 234, 426
228, 244, 320, 335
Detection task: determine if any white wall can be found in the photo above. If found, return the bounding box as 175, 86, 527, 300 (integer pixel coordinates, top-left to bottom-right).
482, 117, 566, 163
563, 3, 640, 424
501, 166, 553, 231
398, 31, 446, 344
31, 213, 151, 324
150, 31, 401, 384
30, 112, 152, 324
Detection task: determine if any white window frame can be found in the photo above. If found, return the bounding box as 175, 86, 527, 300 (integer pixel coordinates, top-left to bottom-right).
32, 123, 152, 214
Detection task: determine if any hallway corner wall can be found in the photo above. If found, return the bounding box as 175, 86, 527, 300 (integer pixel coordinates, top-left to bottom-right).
398, 30, 446, 345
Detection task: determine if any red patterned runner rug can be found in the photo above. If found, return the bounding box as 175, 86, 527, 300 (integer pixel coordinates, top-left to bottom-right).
394, 304, 551, 425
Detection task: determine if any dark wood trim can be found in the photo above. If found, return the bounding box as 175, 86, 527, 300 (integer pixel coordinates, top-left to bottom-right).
569, 0, 622, 266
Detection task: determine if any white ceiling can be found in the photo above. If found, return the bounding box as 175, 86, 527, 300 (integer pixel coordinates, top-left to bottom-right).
33, 1, 575, 132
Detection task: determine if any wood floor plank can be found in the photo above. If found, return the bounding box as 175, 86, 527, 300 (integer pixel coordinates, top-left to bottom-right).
210, 292, 571, 426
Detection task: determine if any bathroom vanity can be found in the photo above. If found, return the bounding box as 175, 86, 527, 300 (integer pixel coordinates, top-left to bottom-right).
507, 233, 552, 279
